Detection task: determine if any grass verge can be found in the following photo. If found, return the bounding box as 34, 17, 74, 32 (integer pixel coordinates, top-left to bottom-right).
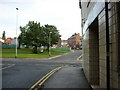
1, 48, 70, 58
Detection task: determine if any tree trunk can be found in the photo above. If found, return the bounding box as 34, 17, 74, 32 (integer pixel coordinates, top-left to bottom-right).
47, 44, 49, 52
32, 46, 38, 54
26, 44, 29, 48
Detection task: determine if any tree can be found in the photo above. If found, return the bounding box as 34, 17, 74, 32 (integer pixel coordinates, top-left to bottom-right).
43, 24, 61, 51
2, 31, 6, 42
14, 37, 17, 39
18, 21, 61, 54
27, 21, 43, 53
18, 21, 44, 53
18, 26, 31, 48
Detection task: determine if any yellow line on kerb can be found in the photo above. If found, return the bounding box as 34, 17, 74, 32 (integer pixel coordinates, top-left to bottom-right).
48, 55, 62, 60
29, 66, 62, 90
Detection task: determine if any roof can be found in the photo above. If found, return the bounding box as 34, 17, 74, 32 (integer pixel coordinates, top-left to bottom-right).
68, 33, 80, 40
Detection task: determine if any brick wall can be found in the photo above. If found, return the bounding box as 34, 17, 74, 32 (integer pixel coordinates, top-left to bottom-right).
68, 33, 81, 49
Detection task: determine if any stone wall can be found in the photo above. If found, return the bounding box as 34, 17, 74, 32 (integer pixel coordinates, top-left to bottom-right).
81, 1, 120, 89
108, 2, 119, 88
82, 29, 90, 82
98, 9, 107, 88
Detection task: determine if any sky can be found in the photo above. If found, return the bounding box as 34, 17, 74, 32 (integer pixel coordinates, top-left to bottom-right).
0, 0, 81, 40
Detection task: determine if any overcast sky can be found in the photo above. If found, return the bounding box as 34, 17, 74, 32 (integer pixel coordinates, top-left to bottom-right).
0, 0, 81, 40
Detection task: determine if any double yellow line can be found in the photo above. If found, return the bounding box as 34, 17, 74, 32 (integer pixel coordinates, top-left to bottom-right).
29, 66, 62, 90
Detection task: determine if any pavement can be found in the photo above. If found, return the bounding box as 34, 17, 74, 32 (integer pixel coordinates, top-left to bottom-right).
42, 66, 92, 89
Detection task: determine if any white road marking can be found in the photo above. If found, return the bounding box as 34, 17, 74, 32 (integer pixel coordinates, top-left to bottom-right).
0, 64, 15, 70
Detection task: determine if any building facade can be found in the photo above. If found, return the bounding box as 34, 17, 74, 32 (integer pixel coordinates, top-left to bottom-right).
0, 41, 2, 45
68, 33, 81, 49
57, 38, 62, 47
80, 0, 120, 89
5, 38, 13, 45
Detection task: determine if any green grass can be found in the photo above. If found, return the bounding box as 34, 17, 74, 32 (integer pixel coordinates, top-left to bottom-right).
1, 48, 70, 58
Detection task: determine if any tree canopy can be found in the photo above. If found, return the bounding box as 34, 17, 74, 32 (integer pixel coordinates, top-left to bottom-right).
18, 21, 61, 53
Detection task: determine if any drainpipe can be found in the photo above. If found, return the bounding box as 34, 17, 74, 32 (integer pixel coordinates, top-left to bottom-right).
105, 1, 110, 90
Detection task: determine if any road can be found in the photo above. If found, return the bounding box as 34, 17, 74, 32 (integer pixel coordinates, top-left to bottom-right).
2, 50, 82, 88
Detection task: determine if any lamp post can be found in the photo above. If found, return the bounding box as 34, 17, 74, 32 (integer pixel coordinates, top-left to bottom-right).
49, 32, 52, 56
15, 8, 18, 58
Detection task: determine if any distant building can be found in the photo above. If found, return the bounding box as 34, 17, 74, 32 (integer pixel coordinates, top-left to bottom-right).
5, 38, 13, 45
3, 37, 18, 45
11, 38, 18, 45
57, 38, 62, 47
61, 40, 68, 46
0, 41, 2, 45
68, 33, 81, 49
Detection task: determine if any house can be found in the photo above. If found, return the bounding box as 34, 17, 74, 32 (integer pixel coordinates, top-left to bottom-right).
80, 0, 120, 89
57, 38, 62, 47
0, 41, 3, 45
68, 33, 81, 49
5, 38, 13, 45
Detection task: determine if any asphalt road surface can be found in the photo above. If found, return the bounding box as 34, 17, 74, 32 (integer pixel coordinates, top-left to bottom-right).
2, 50, 82, 88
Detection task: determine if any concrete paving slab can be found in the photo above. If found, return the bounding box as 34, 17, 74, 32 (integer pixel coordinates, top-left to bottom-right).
44, 66, 92, 89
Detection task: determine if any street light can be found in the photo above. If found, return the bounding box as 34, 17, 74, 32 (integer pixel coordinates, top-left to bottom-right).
15, 8, 18, 58
49, 32, 52, 56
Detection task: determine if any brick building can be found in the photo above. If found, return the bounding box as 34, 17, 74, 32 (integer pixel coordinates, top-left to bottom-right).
57, 38, 62, 47
5, 38, 13, 45
0, 41, 2, 45
68, 33, 81, 49
80, 0, 120, 89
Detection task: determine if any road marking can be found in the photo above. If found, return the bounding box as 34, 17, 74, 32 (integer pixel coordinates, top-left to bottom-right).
38, 67, 61, 86
29, 66, 62, 89
71, 50, 74, 52
76, 55, 83, 61
48, 55, 62, 60
0, 64, 15, 70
